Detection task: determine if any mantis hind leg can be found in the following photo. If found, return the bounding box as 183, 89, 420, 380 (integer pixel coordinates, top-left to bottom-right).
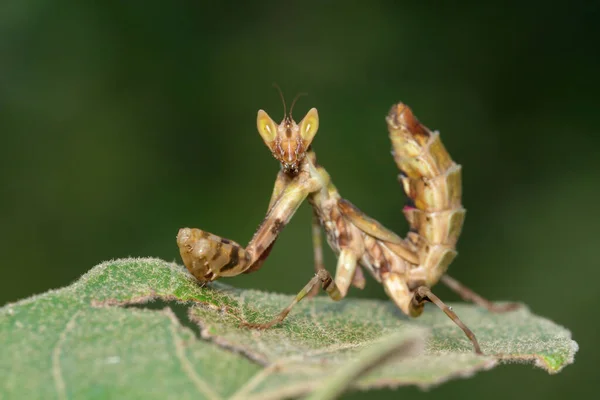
241, 269, 344, 329
411, 286, 482, 354
441, 275, 521, 313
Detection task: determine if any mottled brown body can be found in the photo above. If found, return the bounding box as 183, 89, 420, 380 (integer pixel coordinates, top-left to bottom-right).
177, 99, 516, 354
305, 103, 463, 317
306, 153, 419, 315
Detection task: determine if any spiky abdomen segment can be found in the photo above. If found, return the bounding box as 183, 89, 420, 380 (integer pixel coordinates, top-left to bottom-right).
386, 103, 465, 287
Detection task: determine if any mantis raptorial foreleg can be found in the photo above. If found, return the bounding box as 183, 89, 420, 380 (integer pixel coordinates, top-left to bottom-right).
307, 212, 326, 298
241, 171, 291, 275
177, 174, 321, 281
241, 176, 321, 267
440, 275, 520, 313
268, 171, 293, 209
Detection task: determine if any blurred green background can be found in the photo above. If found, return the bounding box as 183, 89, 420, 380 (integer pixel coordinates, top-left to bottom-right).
1, 1, 597, 398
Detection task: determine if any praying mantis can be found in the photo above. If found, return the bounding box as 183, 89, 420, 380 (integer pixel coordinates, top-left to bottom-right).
177, 94, 517, 354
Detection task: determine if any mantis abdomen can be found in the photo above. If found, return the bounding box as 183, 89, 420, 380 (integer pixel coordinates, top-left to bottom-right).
387, 104, 466, 287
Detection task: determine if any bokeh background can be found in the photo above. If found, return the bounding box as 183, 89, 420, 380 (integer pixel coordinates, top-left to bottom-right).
1, 1, 597, 399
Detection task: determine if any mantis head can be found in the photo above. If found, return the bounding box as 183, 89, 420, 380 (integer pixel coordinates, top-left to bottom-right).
256, 90, 319, 174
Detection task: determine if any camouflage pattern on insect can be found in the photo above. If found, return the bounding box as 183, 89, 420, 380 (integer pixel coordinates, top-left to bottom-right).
177, 95, 518, 354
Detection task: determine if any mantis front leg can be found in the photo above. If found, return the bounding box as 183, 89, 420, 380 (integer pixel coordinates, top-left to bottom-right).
242, 170, 293, 275
306, 212, 326, 298
177, 172, 321, 281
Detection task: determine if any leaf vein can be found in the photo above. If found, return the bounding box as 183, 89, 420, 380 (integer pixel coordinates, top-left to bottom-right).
229, 362, 280, 400
165, 308, 222, 400
52, 310, 80, 400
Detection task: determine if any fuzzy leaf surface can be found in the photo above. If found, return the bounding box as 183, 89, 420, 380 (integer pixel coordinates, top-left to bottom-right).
0, 258, 578, 399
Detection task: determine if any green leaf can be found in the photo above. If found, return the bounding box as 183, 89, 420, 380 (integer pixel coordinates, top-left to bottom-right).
0, 258, 578, 399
